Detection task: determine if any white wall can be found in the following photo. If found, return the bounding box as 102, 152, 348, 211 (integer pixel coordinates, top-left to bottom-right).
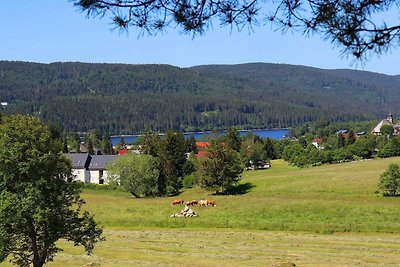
88, 170, 110, 184
72, 168, 89, 183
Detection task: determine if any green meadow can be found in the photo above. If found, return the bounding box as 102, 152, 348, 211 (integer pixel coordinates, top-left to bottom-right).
3, 158, 400, 266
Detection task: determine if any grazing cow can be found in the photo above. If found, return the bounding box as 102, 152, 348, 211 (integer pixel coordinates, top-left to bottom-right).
171, 199, 184, 205
206, 200, 217, 207
186, 200, 198, 206
198, 199, 208, 207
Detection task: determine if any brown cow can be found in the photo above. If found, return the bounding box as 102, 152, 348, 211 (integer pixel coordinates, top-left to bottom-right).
186, 200, 198, 206
171, 199, 184, 205
206, 199, 217, 207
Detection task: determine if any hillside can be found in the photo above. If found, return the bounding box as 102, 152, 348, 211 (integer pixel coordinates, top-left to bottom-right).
0, 61, 399, 134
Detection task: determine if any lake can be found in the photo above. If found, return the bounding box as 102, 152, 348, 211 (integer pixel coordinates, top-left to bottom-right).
110, 129, 289, 146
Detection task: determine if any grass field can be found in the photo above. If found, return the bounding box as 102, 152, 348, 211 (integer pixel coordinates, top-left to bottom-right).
3, 158, 400, 266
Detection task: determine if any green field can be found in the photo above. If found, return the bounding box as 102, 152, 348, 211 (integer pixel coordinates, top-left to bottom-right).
3, 158, 400, 266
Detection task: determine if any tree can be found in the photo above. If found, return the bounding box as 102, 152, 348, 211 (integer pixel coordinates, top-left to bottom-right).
378, 137, 400, 158
62, 133, 69, 153
226, 127, 241, 152
140, 130, 161, 157
140, 130, 187, 196
298, 136, 307, 149
114, 136, 127, 151
379, 163, 400, 196
263, 138, 276, 160
185, 134, 197, 153
198, 140, 243, 193
101, 132, 114, 155
157, 130, 187, 195
87, 138, 95, 155
0, 115, 103, 267
380, 125, 394, 138
67, 132, 81, 153
108, 154, 160, 197
73, 0, 400, 60
337, 133, 345, 149
240, 138, 267, 169
347, 130, 356, 145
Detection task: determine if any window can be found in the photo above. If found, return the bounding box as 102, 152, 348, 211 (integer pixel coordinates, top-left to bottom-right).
99, 170, 104, 184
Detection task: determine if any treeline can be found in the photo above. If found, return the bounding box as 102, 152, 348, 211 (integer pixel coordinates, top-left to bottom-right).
107, 128, 277, 197
282, 121, 400, 167
1, 61, 400, 133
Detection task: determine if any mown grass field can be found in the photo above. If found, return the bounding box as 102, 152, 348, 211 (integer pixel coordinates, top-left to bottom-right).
3, 158, 400, 266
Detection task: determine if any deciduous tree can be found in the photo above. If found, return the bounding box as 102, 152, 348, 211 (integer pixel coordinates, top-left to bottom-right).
0, 115, 103, 267
108, 154, 160, 197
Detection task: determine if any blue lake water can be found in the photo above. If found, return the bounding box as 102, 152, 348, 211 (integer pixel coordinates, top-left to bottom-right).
110, 129, 289, 146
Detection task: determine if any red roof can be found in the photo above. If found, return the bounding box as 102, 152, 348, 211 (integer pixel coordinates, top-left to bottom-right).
117, 149, 129, 155
312, 137, 322, 144
196, 142, 210, 149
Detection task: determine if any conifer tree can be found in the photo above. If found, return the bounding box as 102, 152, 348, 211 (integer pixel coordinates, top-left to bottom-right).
101, 132, 114, 155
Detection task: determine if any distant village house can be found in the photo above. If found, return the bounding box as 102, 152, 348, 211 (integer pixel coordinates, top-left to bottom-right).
372, 113, 400, 135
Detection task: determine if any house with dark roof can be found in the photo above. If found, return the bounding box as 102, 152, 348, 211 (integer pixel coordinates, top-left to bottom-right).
65, 153, 91, 183
65, 153, 118, 184
88, 155, 118, 184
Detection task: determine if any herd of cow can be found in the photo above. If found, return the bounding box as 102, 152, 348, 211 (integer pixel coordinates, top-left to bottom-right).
171, 199, 217, 207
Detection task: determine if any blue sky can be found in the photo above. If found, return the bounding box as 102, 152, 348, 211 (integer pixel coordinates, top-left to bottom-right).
0, 1, 399, 75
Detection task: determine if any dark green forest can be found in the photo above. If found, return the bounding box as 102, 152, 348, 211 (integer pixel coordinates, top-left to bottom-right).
0, 61, 399, 134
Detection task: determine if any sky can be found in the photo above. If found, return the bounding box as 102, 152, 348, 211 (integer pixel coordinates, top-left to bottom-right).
0, 1, 399, 75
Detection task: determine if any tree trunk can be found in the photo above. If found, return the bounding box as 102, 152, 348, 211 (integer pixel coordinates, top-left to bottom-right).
130, 191, 140, 198
29, 222, 43, 267
33, 258, 43, 267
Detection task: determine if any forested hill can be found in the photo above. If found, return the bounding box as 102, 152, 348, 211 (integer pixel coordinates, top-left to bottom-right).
0, 61, 399, 134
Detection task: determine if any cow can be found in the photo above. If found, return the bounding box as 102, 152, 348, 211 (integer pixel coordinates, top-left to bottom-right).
171, 199, 184, 205
206, 199, 217, 207
198, 199, 208, 207
186, 200, 198, 206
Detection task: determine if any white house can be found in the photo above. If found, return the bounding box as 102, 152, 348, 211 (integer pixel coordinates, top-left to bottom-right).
66, 153, 91, 183
372, 113, 400, 135
66, 153, 118, 184
87, 155, 118, 184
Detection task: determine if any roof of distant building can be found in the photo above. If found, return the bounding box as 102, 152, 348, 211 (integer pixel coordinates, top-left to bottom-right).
196, 142, 210, 149
337, 129, 348, 134
117, 149, 129, 155
65, 153, 90, 169
312, 137, 322, 144
88, 155, 118, 170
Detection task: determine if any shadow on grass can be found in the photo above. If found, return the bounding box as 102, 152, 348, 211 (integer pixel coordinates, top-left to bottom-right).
215, 182, 255, 195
